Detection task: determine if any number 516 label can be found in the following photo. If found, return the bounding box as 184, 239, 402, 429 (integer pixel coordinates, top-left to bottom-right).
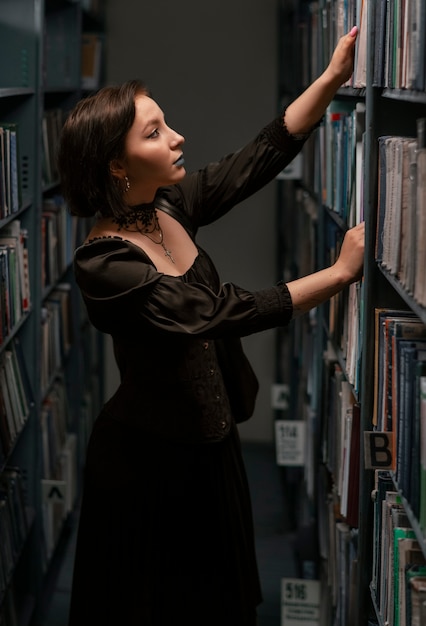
281, 578, 320, 625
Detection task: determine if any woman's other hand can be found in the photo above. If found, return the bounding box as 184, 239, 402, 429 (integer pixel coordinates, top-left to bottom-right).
335, 220, 365, 284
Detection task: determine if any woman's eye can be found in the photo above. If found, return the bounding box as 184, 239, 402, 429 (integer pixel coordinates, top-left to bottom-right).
148, 129, 159, 138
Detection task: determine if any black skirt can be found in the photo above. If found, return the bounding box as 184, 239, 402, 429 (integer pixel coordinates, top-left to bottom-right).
68, 411, 261, 626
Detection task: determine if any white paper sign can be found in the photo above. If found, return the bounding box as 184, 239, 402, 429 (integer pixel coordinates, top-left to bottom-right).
281, 578, 320, 626
275, 420, 305, 466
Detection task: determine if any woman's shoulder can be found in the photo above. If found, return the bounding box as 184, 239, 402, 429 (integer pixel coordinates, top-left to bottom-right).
75, 232, 152, 270
74, 236, 160, 299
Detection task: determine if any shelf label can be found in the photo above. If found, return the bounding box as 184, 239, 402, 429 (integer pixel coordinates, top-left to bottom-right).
275, 420, 305, 466
364, 431, 394, 469
281, 578, 320, 625
271, 383, 290, 409
42, 479, 67, 503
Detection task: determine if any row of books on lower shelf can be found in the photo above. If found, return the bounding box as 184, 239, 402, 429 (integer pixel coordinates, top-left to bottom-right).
317, 306, 426, 622
317, 467, 359, 626
371, 471, 426, 626
373, 308, 426, 527
318, 471, 426, 626
323, 303, 426, 536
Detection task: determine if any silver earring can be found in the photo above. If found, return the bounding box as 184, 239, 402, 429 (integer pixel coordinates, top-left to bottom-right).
124, 176, 130, 193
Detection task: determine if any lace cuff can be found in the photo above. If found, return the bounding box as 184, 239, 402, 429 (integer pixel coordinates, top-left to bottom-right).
261, 110, 323, 150
252, 282, 293, 328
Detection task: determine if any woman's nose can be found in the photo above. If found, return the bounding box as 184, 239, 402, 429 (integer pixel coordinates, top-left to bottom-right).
170, 129, 185, 146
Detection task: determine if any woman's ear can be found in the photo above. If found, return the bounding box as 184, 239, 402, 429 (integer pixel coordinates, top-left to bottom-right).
109, 159, 126, 180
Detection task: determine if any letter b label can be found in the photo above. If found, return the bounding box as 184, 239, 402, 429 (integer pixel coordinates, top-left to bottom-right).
363, 431, 394, 469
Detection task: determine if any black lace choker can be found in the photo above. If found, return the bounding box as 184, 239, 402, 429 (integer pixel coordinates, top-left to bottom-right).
113, 202, 156, 231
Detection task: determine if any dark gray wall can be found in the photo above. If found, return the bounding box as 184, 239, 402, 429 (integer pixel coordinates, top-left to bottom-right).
104, 0, 280, 442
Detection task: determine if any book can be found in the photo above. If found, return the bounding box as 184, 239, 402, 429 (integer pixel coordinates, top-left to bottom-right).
81, 32, 103, 90
379, 491, 403, 617
372, 0, 388, 87
0, 364, 16, 444
0, 241, 19, 330
414, 0, 425, 91
397, 539, 425, 626
375, 135, 392, 264
0, 123, 20, 213
0, 220, 31, 313
419, 373, 426, 534
41, 109, 63, 186
371, 471, 394, 605
3, 351, 25, 434
353, 0, 368, 88
0, 492, 15, 583
387, 314, 422, 433
0, 235, 22, 327
407, 566, 426, 626
349, 102, 366, 227
334, 520, 355, 626
0, 382, 11, 461
0, 468, 29, 557
393, 525, 417, 626
403, 139, 419, 295
374, 310, 418, 432
0, 246, 11, 341
414, 145, 426, 305
408, 362, 426, 521
339, 404, 353, 519
385, 504, 410, 624
376, 135, 416, 277
392, 137, 410, 278
392, 338, 426, 493
324, 100, 357, 218
0, 127, 9, 217
345, 403, 361, 528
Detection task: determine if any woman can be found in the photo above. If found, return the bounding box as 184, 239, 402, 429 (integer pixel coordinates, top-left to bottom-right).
58, 27, 363, 626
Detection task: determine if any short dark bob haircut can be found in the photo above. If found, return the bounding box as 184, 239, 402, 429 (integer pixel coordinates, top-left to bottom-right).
57, 79, 150, 220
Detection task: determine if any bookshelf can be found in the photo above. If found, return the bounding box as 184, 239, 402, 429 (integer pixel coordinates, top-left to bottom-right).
276, 1, 426, 625
0, 1, 104, 623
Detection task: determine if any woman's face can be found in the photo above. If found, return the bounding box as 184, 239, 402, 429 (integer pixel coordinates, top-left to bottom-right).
120, 94, 186, 198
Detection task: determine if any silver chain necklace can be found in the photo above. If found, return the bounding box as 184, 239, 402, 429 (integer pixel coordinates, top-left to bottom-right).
141, 213, 175, 263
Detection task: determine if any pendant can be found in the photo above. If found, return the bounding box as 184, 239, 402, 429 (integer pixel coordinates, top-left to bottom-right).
162, 243, 175, 263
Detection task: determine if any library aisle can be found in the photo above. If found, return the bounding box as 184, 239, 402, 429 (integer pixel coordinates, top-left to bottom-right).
38, 441, 297, 626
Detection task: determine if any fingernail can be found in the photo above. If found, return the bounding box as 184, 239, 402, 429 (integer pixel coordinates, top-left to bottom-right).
349, 26, 358, 37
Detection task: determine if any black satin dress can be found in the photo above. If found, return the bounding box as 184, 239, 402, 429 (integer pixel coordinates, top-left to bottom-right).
68, 116, 308, 626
